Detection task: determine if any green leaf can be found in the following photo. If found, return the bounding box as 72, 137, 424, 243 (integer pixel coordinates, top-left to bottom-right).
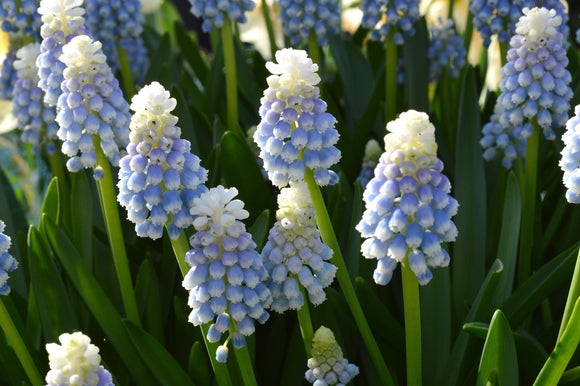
477, 310, 518, 386
134, 259, 164, 344
171, 85, 201, 157
123, 320, 195, 386
343, 181, 363, 282
145, 33, 171, 83
403, 17, 429, 111
173, 22, 208, 81
188, 341, 212, 385
70, 172, 93, 269
248, 209, 270, 251
40, 177, 60, 226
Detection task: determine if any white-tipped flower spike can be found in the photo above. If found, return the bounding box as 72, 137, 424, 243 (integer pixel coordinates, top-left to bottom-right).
182, 186, 272, 362
37, 0, 89, 107
304, 326, 359, 385
188, 0, 255, 32
480, 7, 572, 169
427, 19, 467, 82
560, 105, 580, 204
255, 48, 341, 188
12, 42, 58, 154
262, 182, 336, 312
360, 0, 421, 44
0, 220, 18, 296
117, 82, 209, 240
357, 139, 382, 189
56, 35, 130, 176
357, 111, 458, 286
278, 0, 341, 46
45, 332, 114, 386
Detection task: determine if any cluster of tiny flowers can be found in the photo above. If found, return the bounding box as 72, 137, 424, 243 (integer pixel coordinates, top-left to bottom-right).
0, 220, 18, 296
255, 48, 340, 188
357, 139, 382, 188
188, 0, 255, 32
538, 0, 569, 45
85, 0, 148, 83
278, 0, 341, 46
357, 111, 458, 286
0, 50, 16, 99
262, 182, 336, 312
37, 0, 89, 107
45, 332, 114, 386
117, 82, 208, 240
427, 19, 466, 81
56, 35, 130, 175
12, 42, 58, 153
182, 186, 272, 363
480, 7, 572, 169
305, 326, 359, 385
469, 0, 533, 48
0, 0, 41, 38
560, 105, 580, 204
360, 0, 421, 44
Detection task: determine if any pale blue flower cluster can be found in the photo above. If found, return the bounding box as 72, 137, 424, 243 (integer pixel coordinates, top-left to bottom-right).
560, 105, 580, 204
0, 0, 41, 38
0, 220, 18, 296
357, 111, 458, 286
360, 0, 421, 44
37, 0, 90, 107
85, 0, 148, 83
278, 0, 340, 46
427, 19, 466, 81
262, 182, 336, 312
480, 7, 572, 169
182, 186, 272, 363
188, 0, 255, 32
12, 43, 58, 154
255, 49, 340, 188
55, 35, 130, 175
0, 51, 17, 100
357, 139, 382, 188
469, 0, 533, 48
117, 82, 208, 240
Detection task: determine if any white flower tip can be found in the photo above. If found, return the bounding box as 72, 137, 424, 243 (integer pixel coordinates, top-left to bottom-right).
384, 110, 437, 158
59, 35, 106, 68
130, 81, 177, 114
266, 48, 321, 87
516, 7, 561, 44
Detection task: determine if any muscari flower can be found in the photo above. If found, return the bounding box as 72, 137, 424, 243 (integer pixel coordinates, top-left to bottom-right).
469, 0, 531, 48
0, 49, 16, 100
0, 0, 41, 39
427, 18, 467, 82
37, 0, 89, 107
305, 326, 359, 385
188, 0, 255, 32
182, 186, 272, 362
45, 331, 114, 386
262, 182, 336, 313
0, 220, 18, 296
12, 42, 58, 153
360, 0, 421, 44
85, 0, 148, 84
278, 0, 341, 46
357, 138, 382, 189
56, 35, 130, 176
357, 110, 458, 286
117, 82, 208, 240
480, 7, 572, 169
560, 105, 580, 204
254, 48, 340, 188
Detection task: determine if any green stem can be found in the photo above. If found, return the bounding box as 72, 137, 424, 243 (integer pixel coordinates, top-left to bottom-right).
0, 298, 43, 386
221, 18, 238, 132
296, 286, 314, 357
260, 0, 277, 59
517, 124, 539, 286
557, 246, 580, 341
308, 32, 320, 66
304, 169, 395, 386
115, 41, 137, 99
232, 337, 258, 386
92, 136, 141, 327
385, 33, 397, 123
533, 297, 580, 386
402, 259, 422, 386
499, 42, 509, 69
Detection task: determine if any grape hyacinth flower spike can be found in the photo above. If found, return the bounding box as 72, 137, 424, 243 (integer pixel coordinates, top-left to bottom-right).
305, 326, 359, 385
117, 81, 208, 240
56, 34, 131, 176
360, 0, 421, 43
480, 7, 572, 169
254, 48, 341, 188
262, 181, 336, 312
357, 138, 382, 189
278, 0, 341, 46
188, 0, 255, 32
0, 220, 18, 296
560, 105, 580, 204
37, 0, 89, 107
427, 18, 467, 82
0, 0, 41, 40
357, 110, 459, 286
469, 0, 533, 48
12, 42, 58, 154
0, 49, 17, 100
182, 186, 272, 362
45, 332, 114, 386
